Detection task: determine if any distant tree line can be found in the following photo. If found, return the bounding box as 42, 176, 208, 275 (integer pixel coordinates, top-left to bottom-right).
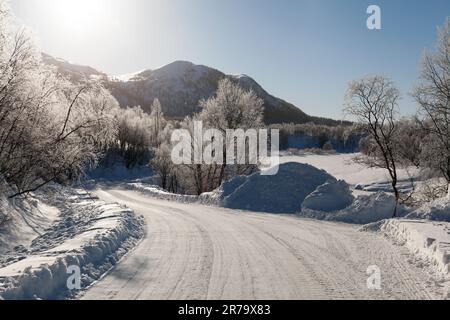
269, 122, 363, 152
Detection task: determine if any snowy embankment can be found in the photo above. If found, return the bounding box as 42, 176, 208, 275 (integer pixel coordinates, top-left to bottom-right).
364, 197, 450, 280
126, 183, 220, 206
0, 187, 144, 300
364, 219, 450, 281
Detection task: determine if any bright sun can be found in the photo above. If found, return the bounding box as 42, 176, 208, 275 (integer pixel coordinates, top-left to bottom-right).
50, 0, 111, 34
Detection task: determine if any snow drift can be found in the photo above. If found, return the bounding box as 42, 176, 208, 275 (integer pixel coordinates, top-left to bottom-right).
300, 192, 398, 224
0, 189, 145, 300
222, 162, 337, 213
0, 180, 60, 255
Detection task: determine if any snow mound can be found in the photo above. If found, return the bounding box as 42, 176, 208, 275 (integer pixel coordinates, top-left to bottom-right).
0, 189, 145, 300
300, 192, 398, 224
406, 197, 450, 222
302, 180, 354, 212
222, 162, 336, 213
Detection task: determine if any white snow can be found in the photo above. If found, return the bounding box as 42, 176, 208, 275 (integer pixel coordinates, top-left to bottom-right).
0, 188, 144, 300
81, 188, 442, 300
222, 162, 337, 213
0, 182, 60, 254
110, 70, 147, 82
406, 196, 450, 222
127, 183, 198, 203
302, 180, 354, 212
119, 158, 401, 223
280, 153, 418, 186
364, 219, 450, 282
300, 192, 399, 224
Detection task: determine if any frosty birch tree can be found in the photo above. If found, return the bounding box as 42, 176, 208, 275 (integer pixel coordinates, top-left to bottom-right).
344, 76, 401, 217
413, 18, 450, 191
199, 78, 264, 186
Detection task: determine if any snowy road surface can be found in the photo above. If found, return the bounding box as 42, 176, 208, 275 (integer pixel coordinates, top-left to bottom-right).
82, 188, 438, 300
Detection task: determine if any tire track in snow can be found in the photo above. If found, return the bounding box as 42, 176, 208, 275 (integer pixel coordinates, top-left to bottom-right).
81, 188, 440, 300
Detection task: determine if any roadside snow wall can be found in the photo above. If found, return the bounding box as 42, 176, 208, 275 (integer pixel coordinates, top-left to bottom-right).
0, 190, 145, 300
363, 219, 450, 278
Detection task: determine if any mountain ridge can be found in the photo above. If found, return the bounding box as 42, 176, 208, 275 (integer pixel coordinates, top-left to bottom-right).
42, 54, 346, 126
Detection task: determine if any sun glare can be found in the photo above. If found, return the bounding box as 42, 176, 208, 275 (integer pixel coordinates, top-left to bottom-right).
49, 0, 112, 34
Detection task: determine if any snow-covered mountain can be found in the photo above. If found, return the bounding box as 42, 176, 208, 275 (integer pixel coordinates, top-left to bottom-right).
43, 55, 339, 125
42, 53, 106, 82
107, 61, 316, 124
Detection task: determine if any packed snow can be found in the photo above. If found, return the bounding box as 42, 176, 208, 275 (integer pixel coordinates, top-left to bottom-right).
363, 219, 450, 292
81, 189, 443, 300
302, 180, 354, 212
301, 192, 400, 224
222, 162, 337, 213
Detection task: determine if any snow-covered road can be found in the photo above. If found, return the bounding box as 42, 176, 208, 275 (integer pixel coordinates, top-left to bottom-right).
81, 188, 438, 300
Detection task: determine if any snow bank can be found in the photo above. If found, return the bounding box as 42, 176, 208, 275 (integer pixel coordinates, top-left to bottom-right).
127, 183, 200, 204
0, 183, 60, 255
126, 177, 248, 207
364, 219, 450, 278
300, 192, 398, 224
222, 162, 336, 213
0, 189, 144, 300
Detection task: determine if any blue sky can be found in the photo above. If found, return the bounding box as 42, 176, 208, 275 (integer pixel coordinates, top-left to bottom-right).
8, 0, 450, 119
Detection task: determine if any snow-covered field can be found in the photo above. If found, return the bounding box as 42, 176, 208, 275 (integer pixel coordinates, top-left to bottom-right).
280, 152, 418, 188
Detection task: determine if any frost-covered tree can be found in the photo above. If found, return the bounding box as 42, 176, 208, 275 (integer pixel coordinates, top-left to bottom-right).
0, 2, 118, 197
107, 99, 169, 169
150, 98, 166, 147
413, 18, 450, 189
199, 78, 264, 185
114, 106, 152, 168
344, 76, 401, 216
151, 142, 178, 192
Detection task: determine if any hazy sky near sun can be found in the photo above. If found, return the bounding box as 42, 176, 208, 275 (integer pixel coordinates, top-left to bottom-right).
7, 0, 450, 119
